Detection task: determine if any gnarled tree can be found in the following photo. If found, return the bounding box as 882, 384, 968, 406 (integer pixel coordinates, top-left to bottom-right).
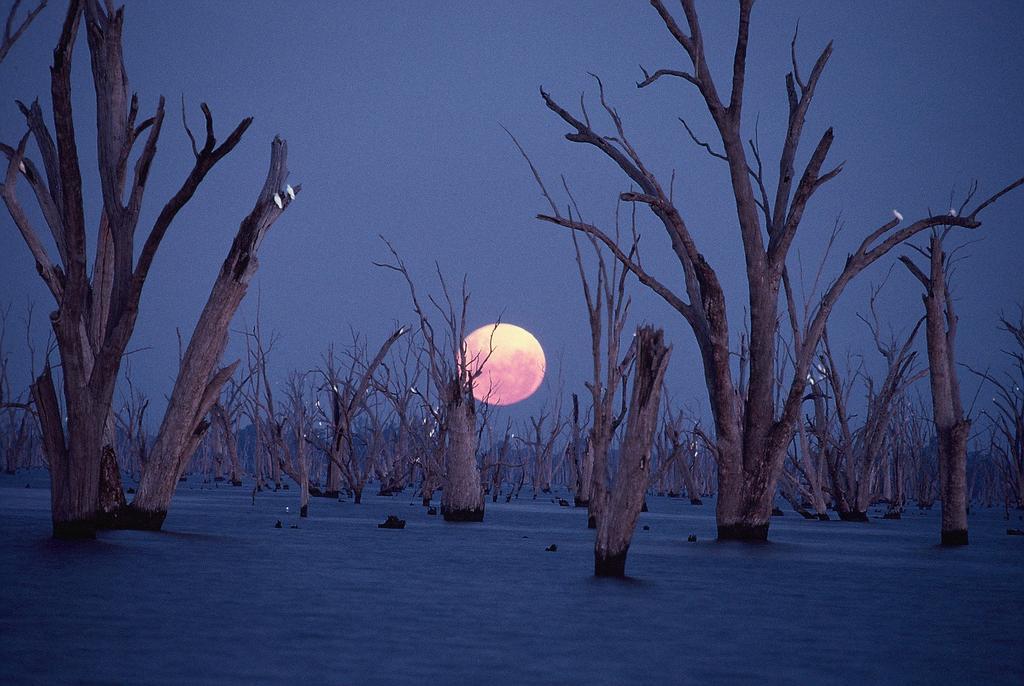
1, 0, 297, 536
524, 0, 1022, 540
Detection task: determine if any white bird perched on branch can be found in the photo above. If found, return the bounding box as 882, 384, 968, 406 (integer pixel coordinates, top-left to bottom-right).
273, 192, 283, 209
949, 208, 957, 217
286, 184, 295, 200
892, 209, 903, 222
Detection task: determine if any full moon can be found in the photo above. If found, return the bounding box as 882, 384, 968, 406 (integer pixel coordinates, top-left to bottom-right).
463, 323, 546, 406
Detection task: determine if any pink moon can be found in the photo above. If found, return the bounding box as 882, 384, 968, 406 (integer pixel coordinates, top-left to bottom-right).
464, 323, 546, 406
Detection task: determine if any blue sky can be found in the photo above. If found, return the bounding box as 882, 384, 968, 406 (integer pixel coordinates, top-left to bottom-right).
1, 1, 1022, 426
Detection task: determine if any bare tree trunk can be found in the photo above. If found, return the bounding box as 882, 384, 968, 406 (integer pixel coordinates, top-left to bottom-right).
901, 235, 969, 545
595, 327, 670, 577
441, 381, 483, 521
96, 444, 125, 527
680, 448, 703, 505
575, 440, 594, 507
124, 139, 296, 529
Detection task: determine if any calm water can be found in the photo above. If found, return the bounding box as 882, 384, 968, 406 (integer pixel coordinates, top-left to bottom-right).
2, 471, 1022, 684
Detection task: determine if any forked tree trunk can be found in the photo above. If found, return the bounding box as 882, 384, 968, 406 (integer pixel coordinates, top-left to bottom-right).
528, 0, 1021, 543
1, 1, 295, 537
595, 327, 671, 577
441, 380, 483, 522
122, 139, 296, 530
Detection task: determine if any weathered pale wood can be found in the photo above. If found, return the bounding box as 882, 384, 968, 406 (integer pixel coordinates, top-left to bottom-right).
441, 377, 483, 521
125, 138, 296, 528
0, 0, 291, 537
595, 326, 671, 577
377, 243, 485, 522
526, 0, 1022, 541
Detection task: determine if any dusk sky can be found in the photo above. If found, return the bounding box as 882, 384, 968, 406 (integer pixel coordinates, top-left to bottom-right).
2, 0, 1022, 424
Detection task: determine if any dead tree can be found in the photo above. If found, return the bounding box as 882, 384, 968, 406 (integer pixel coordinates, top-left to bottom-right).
970, 308, 1024, 510
240, 317, 286, 491
659, 404, 703, 505
378, 242, 489, 521
377, 333, 434, 498
595, 325, 671, 577
272, 372, 313, 516
0, 303, 37, 474
809, 317, 922, 521
556, 205, 634, 528
900, 233, 972, 543
113, 361, 149, 480
1, 1, 297, 536
519, 0, 1022, 540
310, 331, 405, 504
518, 395, 564, 496
211, 370, 250, 487
0, 0, 46, 64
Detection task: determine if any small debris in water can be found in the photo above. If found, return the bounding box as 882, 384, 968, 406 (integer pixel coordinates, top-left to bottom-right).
378, 515, 406, 529
545, 544, 557, 552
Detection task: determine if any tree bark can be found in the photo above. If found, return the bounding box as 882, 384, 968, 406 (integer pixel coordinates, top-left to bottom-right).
526, 0, 1021, 543
124, 138, 296, 529
901, 235, 969, 545
595, 327, 671, 577
441, 379, 484, 522
0, 0, 291, 537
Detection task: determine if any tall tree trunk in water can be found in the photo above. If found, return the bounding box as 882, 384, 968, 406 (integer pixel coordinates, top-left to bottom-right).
299, 451, 310, 517
441, 379, 483, 522
124, 139, 297, 529
595, 327, 671, 577
680, 447, 703, 505
901, 235, 969, 545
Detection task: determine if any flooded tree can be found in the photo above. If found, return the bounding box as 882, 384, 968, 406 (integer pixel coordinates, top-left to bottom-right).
525, 0, 1023, 540
309, 331, 405, 504
378, 241, 487, 522
971, 310, 1024, 511
1, 0, 297, 536
901, 232, 971, 544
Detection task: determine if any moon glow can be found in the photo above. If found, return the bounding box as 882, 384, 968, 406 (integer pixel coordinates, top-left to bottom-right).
464, 323, 546, 406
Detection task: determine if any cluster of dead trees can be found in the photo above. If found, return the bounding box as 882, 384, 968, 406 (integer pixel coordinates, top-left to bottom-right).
511, 0, 1021, 558
1, 1, 1022, 583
